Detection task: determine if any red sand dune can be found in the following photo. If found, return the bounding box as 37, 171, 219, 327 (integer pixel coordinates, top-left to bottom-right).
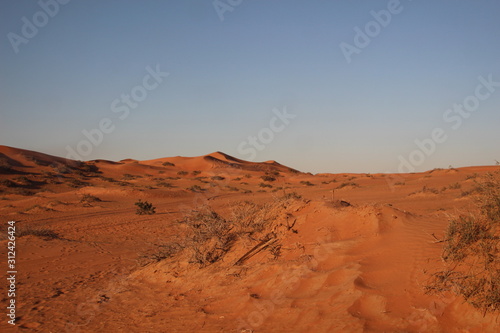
0, 145, 499, 332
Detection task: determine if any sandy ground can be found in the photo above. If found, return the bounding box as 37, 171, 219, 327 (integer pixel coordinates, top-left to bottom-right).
1, 145, 499, 332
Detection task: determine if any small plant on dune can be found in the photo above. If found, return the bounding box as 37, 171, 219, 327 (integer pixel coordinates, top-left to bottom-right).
336, 182, 358, 189
52, 163, 72, 175
122, 173, 139, 180
259, 182, 273, 188
261, 175, 276, 182
422, 185, 440, 194
192, 170, 201, 176
67, 179, 90, 188
188, 185, 205, 193
466, 173, 479, 180
177, 170, 188, 176
283, 191, 302, 200
211, 175, 225, 181
426, 171, 500, 313
409, 185, 440, 195
100, 176, 117, 183
135, 199, 156, 215
18, 225, 60, 240
138, 242, 184, 266
80, 194, 102, 206
156, 181, 173, 188
448, 182, 462, 190
162, 161, 175, 167
300, 181, 315, 186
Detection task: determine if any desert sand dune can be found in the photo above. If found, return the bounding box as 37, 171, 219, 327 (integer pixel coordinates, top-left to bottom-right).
0, 145, 499, 332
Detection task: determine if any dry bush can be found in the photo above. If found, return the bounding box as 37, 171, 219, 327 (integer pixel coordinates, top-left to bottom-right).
156, 181, 173, 188
80, 194, 102, 206
427, 171, 500, 313
177, 195, 302, 267
18, 225, 60, 240
336, 182, 359, 189
138, 242, 184, 266
261, 175, 276, 182
179, 206, 236, 266
135, 200, 156, 215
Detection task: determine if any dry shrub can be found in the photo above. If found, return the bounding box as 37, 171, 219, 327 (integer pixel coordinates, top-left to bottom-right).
427, 170, 500, 313
80, 193, 102, 206
135, 200, 156, 215
138, 242, 184, 266
179, 206, 236, 267
177, 195, 302, 267
18, 225, 60, 240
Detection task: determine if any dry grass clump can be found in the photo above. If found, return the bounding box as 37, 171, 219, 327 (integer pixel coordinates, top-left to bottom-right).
175, 195, 302, 267
138, 242, 184, 266
427, 171, 500, 313
18, 225, 60, 240
80, 194, 102, 206
261, 175, 276, 182
336, 182, 359, 189
179, 206, 236, 267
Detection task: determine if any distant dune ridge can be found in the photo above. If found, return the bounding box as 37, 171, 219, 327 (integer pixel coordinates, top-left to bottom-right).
0, 145, 300, 175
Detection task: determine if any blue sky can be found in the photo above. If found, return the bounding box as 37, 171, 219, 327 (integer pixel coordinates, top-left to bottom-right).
1, 0, 499, 173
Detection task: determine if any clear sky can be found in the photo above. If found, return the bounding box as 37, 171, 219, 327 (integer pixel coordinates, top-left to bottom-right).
1, 0, 499, 173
